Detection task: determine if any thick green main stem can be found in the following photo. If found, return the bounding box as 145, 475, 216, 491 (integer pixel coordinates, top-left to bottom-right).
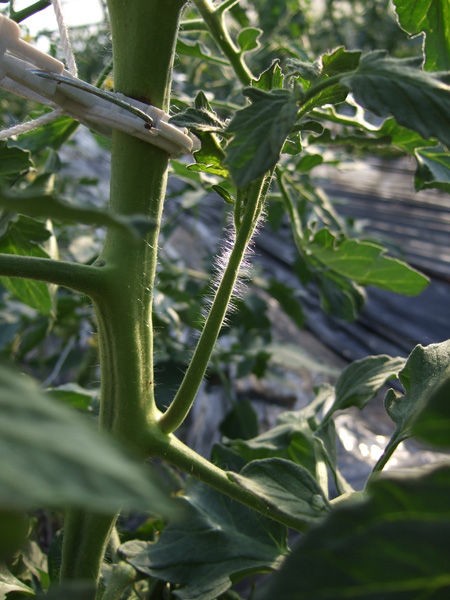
59, 0, 186, 586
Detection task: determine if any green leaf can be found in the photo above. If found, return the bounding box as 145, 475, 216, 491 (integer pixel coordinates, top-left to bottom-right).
176, 38, 228, 66
302, 83, 349, 112
0, 218, 53, 315
0, 564, 34, 598
0, 143, 32, 182
169, 109, 223, 132
188, 161, 229, 177
323, 355, 406, 423
385, 339, 450, 440
189, 130, 229, 178
225, 88, 298, 186
260, 464, 450, 600
309, 230, 430, 296
237, 27, 262, 54
120, 480, 287, 600
414, 145, 450, 191
46, 383, 97, 411
296, 153, 323, 172
321, 47, 361, 76
13, 115, 76, 152
392, 0, 450, 71
376, 117, 436, 153
174, 95, 229, 178
286, 58, 321, 82
341, 51, 450, 147
253, 60, 285, 91
228, 414, 318, 478
0, 365, 174, 515
169, 106, 225, 133
229, 458, 330, 523
211, 184, 235, 204
413, 376, 450, 448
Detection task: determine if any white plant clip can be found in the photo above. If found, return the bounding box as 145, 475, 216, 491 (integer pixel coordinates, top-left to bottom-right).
0, 15, 197, 156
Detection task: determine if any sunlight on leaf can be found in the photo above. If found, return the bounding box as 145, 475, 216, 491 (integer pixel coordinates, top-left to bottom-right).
229, 458, 330, 523
393, 0, 450, 70
309, 229, 429, 296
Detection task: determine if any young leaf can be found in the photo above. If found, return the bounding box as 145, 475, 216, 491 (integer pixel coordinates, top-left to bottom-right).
169, 106, 225, 133
237, 27, 262, 54
253, 60, 285, 91
211, 184, 235, 204
385, 339, 450, 441
309, 230, 430, 296
189, 131, 229, 178
0, 365, 175, 515
120, 480, 287, 600
259, 464, 450, 600
302, 83, 349, 112
176, 39, 228, 66
322, 355, 406, 424
320, 47, 361, 76
341, 51, 450, 147
172, 93, 229, 178
392, 0, 450, 71
225, 88, 298, 186
229, 458, 330, 523
414, 145, 450, 192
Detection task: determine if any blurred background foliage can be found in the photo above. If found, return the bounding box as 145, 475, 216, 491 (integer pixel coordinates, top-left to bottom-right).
0, 0, 428, 406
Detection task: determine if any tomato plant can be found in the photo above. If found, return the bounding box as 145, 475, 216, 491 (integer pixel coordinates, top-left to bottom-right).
0, 0, 449, 598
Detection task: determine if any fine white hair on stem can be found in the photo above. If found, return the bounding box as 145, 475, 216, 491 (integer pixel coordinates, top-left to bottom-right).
200, 209, 263, 328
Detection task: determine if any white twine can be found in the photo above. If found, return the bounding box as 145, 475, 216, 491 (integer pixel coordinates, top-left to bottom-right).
0, 109, 64, 140
0, 2, 78, 140
51, 0, 78, 76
